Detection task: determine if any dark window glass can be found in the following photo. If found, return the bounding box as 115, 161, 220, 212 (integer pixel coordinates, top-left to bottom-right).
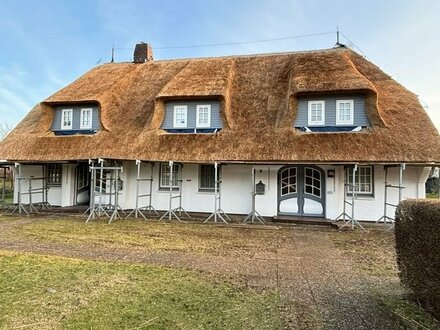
47, 164, 62, 186
199, 165, 215, 191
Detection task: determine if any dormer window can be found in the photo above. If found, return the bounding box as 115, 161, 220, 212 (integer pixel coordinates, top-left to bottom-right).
294, 95, 370, 132
308, 101, 325, 126
162, 100, 223, 134
336, 100, 354, 125
51, 104, 100, 135
80, 108, 93, 129
61, 109, 73, 129
196, 105, 211, 128
173, 105, 187, 128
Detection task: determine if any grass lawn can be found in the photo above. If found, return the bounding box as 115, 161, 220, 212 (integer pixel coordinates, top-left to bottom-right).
329, 228, 439, 329
0, 192, 13, 204
9, 217, 285, 257
426, 192, 440, 199
0, 250, 282, 329
328, 227, 398, 277
2, 216, 439, 329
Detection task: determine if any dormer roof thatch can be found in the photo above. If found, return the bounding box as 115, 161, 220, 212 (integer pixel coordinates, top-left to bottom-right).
0, 47, 439, 164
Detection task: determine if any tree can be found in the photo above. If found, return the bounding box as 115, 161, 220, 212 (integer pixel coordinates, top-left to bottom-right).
0, 123, 11, 141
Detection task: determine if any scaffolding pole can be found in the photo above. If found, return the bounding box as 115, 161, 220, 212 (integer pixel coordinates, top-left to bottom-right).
376, 164, 405, 228
108, 167, 126, 223
339, 165, 364, 230
126, 160, 159, 219
160, 161, 189, 222
8, 163, 28, 215
205, 162, 231, 224
0, 166, 7, 209
243, 167, 265, 224
86, 160, 124, 223
83, 159, 96, 216
335, 167, 353, 223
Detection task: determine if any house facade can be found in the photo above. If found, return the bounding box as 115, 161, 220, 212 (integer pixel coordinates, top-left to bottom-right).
1, 43, 439, 222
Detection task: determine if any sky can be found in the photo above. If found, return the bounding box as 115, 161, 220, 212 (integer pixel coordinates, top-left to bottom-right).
1, 0, 440, 130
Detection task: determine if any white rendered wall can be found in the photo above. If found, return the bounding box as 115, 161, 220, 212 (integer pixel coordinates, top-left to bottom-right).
60, 164, 75, 207
13, 164, 67, 207
15, 163, 431, 221
326, 165, 431, 221
120, 162, 431, 221
121, 162, 280, 216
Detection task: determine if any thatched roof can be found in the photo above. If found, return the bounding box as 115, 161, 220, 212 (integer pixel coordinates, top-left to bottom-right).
1, 47, 439, 164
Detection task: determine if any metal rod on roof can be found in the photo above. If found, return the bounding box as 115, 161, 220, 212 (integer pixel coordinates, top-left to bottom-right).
337, 26, 340, 44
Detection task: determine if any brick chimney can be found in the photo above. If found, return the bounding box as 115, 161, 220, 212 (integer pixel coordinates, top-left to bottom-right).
133, 42, 153, 63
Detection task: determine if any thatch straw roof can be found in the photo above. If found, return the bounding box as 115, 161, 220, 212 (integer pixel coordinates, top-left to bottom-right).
1, 47, 439, 164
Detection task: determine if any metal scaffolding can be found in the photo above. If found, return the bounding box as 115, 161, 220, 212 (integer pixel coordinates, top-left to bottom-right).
86, 160, 125, 223
160, 161, 190, 222
0, 166, 7, 209
243, 167, 265, 224
337, 165, 365, 230
126, 160, 159, 219
376, 164, 405, 227
205, 162, 231, 224
6, 163, 51, 215
0, 166, 8, 209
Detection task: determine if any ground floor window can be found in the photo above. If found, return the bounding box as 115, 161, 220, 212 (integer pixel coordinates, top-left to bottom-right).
47, 164, 62, 186
347, 165, 374, 196
77, 166, 89, 190
160, 163, 181, 189
95, 170, 108, 193
199, 164, 216, 192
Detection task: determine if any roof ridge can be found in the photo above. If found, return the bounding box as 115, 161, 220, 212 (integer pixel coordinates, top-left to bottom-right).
105, 46, 352, 65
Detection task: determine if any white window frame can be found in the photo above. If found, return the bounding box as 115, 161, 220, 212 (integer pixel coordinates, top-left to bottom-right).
196, 104, 211, 128
307, 101, 325, 126
173, 105, 188, 128
347, 165, 374, 196
159, 163, 181, 189
61, 109, 73, 130
80, 108, 93, 129
336, 100, 354, 125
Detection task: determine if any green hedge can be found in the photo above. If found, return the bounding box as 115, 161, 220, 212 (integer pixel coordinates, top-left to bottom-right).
395, 199, 440, 319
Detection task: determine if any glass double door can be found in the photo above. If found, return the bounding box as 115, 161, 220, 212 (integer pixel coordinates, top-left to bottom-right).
278, 165, 325, 217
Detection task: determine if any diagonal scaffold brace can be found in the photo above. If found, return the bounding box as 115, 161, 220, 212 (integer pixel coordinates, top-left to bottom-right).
205, 162, 231, 224
125, 160, 159, 220
243, 167, 265, 224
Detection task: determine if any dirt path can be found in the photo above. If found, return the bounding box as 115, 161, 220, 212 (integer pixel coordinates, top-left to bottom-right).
0, 217, 409, 329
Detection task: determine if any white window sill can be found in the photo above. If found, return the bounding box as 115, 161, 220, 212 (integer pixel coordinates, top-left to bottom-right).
197, 190, 215, 195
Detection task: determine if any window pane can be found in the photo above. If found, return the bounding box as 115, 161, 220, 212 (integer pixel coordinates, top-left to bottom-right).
281, 167, 297, 196
62, 110, 72, 128
174, 107, 187, 127
347, 166, 373, 194
160, 164, 181, 188
47, 164, 62, 185
200, 165, 215, 190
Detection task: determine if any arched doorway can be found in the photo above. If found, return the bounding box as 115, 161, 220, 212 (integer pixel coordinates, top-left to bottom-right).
278, 165, 325, 217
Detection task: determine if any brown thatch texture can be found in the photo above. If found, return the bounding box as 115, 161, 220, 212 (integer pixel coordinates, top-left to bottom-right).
157, 58, 234, 98
0, 47, 439, 163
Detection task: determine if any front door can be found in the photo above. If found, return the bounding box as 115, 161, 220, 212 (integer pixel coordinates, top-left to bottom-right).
278, 165, 325, 217
75, 163, 90, 205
